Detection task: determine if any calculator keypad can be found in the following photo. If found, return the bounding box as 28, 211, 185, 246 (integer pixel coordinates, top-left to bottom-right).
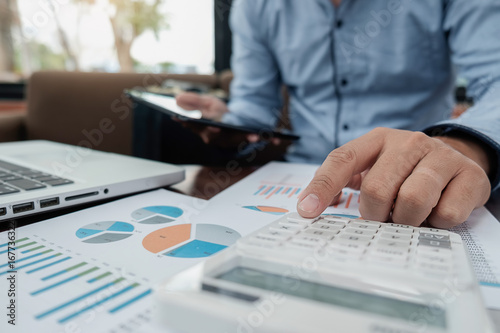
238, 213, 463, 280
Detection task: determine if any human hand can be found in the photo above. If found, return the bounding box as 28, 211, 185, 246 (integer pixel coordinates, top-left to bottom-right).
297, 128, 491, 228
175, 92, 282, 147
176, 92, 229, 121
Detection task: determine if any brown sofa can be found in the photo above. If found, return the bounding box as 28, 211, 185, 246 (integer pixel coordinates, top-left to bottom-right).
0, 71, 222, 155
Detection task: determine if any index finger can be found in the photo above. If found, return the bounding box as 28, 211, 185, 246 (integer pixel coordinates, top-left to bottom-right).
297, 129, 386, 218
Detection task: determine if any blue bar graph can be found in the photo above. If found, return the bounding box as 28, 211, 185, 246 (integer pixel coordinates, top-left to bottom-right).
31, 267, 99, 296
109, 289, 152, 314
27, 257, 71, 274
35, 278, 125, 320
42, 262, 88, 281
0, 249, 53, 268
263, 186, 275, 195
0, 241, 38, 254
21, 245, 45, 254
0, 237, 29, 248
253, 185, 265, 195
58, 283, 139, 323
0, 253, 62, 276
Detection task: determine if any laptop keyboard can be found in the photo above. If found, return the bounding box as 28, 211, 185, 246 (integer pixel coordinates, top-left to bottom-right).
0, 160, 74, 196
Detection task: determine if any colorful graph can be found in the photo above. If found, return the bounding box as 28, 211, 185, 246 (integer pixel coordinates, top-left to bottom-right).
142, 224, 240, 258
131, 206, 183, 224
254, 185, 302, 199
76, 221, 134, 243
0, 237, 152, 324
333, 191, 360, 210
243, 206, 289, 215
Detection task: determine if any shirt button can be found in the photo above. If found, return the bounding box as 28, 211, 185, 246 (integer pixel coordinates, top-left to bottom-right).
336, 20, 343, 28
341, 78, 348, 86
343, 124, 350, 131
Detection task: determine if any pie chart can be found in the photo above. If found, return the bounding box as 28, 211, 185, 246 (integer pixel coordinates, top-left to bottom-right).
131, 206, 183, 224
76, 221, 134, 243
242, 206, 289, 215
142, 224, 240, 258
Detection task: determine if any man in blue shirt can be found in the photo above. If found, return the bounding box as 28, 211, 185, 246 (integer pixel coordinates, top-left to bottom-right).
177, 0, 499, 228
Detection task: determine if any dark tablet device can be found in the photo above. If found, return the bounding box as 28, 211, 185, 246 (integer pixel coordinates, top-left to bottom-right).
125, 89, 300, 141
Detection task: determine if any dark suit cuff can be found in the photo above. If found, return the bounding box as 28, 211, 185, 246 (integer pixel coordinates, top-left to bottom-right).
423, 124, 500, 192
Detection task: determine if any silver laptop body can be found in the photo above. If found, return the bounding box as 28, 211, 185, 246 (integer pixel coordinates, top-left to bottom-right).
0, 140, 184, 222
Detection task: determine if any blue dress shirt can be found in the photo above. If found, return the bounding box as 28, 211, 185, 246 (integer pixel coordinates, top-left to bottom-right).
223, 0, 500, 190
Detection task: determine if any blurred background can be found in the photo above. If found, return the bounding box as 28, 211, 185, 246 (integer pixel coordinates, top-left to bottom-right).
0, 0, 232, 81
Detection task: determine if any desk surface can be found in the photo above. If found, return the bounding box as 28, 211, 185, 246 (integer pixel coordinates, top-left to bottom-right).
2, 164, 500, 331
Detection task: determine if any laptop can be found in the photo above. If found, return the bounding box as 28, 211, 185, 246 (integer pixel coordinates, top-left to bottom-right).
0, 140, 185, 222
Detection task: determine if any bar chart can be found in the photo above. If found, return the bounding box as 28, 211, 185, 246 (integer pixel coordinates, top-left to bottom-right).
0, 237, 153, 328
253, 184, 302, 200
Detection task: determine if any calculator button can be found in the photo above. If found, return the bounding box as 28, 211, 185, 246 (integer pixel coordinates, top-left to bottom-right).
418, 239, 451, 249
286, 213, 317, 224
323, 215, 351, 222
314, 221, 346, 230
344, 228, 377, 237
416, 254, 449, 265
387, 223, 413, 229
419, 227, 447, 234
338, 234, 373, 243
328, 241, 366, 254
367, 255, 407, 267
269, 225, 302, 234
310, 224, 342, 232
375, 239, 410, 248
252, 235, 282, 243
370, 247, 409, 258
356, 220, 382, 225
379, 232, 412, 241
416, 247, 452, 257
284, 242, 318, 252
291, 236, 326, 247
327, 247, 363, 259
278, 221, 308, 229
259, 230, 291, 241
304, 229, 338, 239
416, 262, 452, 275
418, 233, 450, 242
384, 227, 413, 234
350, 222, 380, 230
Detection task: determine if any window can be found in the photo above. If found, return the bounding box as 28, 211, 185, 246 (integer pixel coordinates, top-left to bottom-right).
0, 0, 215, 83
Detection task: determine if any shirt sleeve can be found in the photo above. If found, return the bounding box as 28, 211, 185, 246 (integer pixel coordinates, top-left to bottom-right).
222, 0, 283, 130
424, 0, 500, 191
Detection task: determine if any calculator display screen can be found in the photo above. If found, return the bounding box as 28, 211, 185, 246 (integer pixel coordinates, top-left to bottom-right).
217, 267, 447, 329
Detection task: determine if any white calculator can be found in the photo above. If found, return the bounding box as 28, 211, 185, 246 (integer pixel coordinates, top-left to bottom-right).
156, 213, 494, 333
